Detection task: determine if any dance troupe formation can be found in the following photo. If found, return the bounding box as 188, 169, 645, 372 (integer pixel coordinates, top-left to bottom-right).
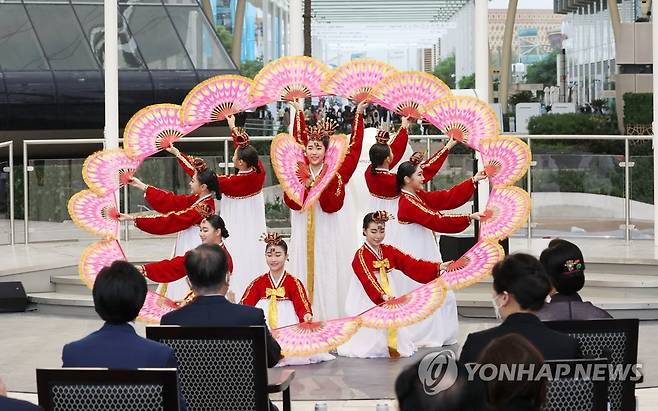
68, 57, 532, 361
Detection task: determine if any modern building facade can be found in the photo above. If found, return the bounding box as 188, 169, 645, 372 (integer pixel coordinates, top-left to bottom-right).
439, 6, 564, 85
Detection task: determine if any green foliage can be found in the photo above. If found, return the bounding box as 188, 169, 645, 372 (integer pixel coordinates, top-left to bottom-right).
239, 58, 264, 79
216, 25, 233, 55
524, 51, 558, 86
509, 91, 536, 109
457, 73, 475, 89
623, 93, 653, 125
528, 113, 617, 136
265, 197, 289, 220
432, 55, 456, 89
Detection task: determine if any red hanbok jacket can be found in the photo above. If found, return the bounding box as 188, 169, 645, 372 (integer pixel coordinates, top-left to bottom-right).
144, 243, 233, 283
134, 186, 215, 235
240, 272, 313, 323
352, 243, 441, 305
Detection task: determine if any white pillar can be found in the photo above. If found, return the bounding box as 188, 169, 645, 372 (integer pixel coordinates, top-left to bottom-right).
274, 4, 281, 58
289, 0, 303, 55
474, 0, 490, 215
104, 0, 119, 149
282, 10, 289, 56
652, 1, 658, 245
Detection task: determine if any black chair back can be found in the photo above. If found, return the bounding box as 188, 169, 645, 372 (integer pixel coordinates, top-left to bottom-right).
544, 318, 639, 411
36, 368, 179, 411
542, 358, 608, 411
146, 326, 270, 411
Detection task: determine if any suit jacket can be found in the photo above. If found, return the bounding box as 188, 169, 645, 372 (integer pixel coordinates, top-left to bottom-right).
459, 313, 581, 363
0, 396, 43, 411
161, 295, 282, 368
536, 293, 612, 321
62, 322, 186, 411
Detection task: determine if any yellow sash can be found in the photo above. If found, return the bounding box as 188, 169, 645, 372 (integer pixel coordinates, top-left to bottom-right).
265, 287, 286, 329
373, 258, 399, 358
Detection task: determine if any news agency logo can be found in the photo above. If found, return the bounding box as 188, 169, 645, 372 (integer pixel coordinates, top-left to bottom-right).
417, 351, 643, 396
417, 350, 459, 395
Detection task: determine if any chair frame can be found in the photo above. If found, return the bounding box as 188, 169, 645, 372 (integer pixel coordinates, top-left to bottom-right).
146, 325, 293, 411
544, 318, 640, 411
36, 368, 180, 411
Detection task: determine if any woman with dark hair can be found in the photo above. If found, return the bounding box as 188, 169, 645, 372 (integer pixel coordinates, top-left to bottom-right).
537, 239, 611, 321
338, 211, 451, 358
394, 154, 487, 349
477, 334, 547, 411
278, 98, 367, 321
166, 114, 268, 300
120, 161, 219, 300
240, 232, 335, 365
137, 214, 234, 304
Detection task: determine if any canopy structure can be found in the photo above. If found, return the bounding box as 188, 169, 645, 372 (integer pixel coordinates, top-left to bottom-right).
310, 0, 470, 23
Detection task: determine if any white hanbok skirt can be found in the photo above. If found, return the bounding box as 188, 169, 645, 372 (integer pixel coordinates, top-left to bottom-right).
287, 199, 358, 321
222, 193, 269, 300
337, 269, 416, 358
392, 222, 459, 347
255, 299, 335, 366
157, 225, 201, 301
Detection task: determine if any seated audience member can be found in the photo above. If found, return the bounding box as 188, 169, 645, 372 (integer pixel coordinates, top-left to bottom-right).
396, 352, 483, 411
477, 334, 547, 411
61, 261, 186, 411
0, 376, 42, 411
460, 254, 580, 363
161, 244, 282, 368
536, 239, 612, 321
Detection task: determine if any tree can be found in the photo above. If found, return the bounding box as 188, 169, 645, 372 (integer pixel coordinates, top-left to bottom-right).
508, 90, 536, 111
525, 51, 558, 86
458, 73, 475, 89
432, 55, 456, 89
216, 25, 233, 55
240, 58, 264, 79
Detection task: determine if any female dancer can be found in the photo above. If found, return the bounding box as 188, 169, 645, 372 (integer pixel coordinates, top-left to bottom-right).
282, 99, 367, 320
166, 114, 268, 299
395, 157, 487, 347
338, 211, 451, 359
241, 232, 334, 365
137, 214, 234, 303
119, 164, 220, 300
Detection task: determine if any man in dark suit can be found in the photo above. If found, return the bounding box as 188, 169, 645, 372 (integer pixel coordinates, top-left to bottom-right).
460, 253, 581, 363
0, 376, 42, 411
62, 261, 186, 411
161, 244, 282, 367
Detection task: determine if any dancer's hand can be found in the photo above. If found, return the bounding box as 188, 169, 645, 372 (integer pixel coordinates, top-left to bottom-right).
117, 213, 135, 222
382, 294, 393, 302
226, 114, 236, 129
472, 170, 488, 183
439, 261, 453, 271
401, 116, 411, 129
356, 99, 369, 114
165, 145, 181, 157
469, 212, 485, 221
445, 138, 458, 150
303, 313, 313, 322
128, 177, 148, 191
135, 265, 146, 275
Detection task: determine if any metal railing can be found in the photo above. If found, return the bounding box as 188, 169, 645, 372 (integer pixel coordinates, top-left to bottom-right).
16, 133, 657, 244
0, 141, 14, 245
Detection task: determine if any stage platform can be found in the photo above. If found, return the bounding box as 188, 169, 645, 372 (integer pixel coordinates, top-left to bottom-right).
2, 237, 658, 319
1, 237, 658, 409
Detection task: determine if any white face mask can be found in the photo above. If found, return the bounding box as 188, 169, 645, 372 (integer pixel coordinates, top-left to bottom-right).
491, 294, 502, 320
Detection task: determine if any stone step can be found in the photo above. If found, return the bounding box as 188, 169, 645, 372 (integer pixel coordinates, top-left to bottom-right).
51, 275, 159, 295
27, 292, 96, 317
454, 291, 658, 320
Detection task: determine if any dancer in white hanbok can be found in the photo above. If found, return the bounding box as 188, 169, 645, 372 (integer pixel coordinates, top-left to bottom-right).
283, 99, 367, 320
395, 158, 487, 347
338, 211, 451, 358
241, 233, 335, 366
120, 165, 219, 301
167, 114, 267, 299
